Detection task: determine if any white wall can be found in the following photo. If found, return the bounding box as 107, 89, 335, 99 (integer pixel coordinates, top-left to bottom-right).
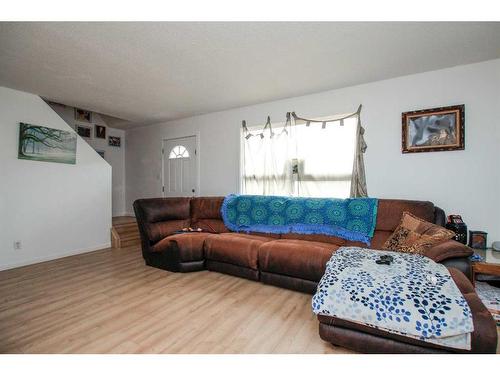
48, 103, 127, 216
126, 59, 500, 244
0, 86, 112, 270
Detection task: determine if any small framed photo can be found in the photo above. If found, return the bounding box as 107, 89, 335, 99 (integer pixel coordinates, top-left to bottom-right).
468, 230, 487, 249
402, 104, 465, 153
108, 136, 121, 147
74, 108, 92, 123
76, 124, 92, 138
95, 125, 106, 139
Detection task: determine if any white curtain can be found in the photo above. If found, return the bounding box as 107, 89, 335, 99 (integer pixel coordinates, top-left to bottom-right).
241, 108, 364, 198
241, 117, 293, 196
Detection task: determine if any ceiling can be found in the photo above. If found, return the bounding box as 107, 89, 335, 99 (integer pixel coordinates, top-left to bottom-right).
1, 22, 499, 129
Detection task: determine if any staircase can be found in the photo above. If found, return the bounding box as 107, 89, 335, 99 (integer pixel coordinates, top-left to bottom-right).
111, 216, 141, 248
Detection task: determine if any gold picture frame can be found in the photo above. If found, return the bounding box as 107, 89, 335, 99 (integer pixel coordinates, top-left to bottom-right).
402, 105, 465, 153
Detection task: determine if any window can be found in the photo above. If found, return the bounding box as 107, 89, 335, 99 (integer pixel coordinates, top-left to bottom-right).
241, 115, 358, 198
169, 145, 190, 159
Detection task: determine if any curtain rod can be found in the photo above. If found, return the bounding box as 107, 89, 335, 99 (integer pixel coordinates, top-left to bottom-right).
242, 104, 362, 130
291, 104, 362, 124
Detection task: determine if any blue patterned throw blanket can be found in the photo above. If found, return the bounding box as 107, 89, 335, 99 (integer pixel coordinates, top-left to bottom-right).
221, 194, 378, 244
312, 247, 474, 350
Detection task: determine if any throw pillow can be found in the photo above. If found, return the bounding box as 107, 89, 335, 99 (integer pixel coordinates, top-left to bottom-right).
382, 211, 455, 254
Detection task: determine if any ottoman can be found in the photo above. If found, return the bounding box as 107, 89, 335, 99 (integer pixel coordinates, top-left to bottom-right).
318, 267, 498, 353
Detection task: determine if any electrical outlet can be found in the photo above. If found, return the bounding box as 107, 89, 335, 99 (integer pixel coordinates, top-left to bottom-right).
14, 241, 22, 250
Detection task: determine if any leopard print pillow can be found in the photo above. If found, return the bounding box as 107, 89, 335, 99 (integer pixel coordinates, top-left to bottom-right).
382, 212, 455, 254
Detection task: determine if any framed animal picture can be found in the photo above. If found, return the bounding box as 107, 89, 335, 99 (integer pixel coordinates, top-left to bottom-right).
76, 124, 92, 139
74, 108, 92, 123
95, 125, 106, 139
108, 136, 121, 147
402, 105, 465, 153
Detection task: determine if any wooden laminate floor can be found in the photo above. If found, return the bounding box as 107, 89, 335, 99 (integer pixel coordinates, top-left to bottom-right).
0, 245, 350, 354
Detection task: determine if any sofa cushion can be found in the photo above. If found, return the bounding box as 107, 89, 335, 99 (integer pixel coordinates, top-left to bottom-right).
334, 231, 394, 249
137, 197, 191, 223
259, 239, 339, 282
424, 240, 473, 262
382, 211, 455, 254
191, 196, 224, 220
147, 220, 191, 244
193, 219, 229, 233
190, 196, 229, 233
280, 233, 346, 246
204, 233, 272, 269
279, 232, 391, 247
376, 199, 435, 231
152, 232, 214, 261
369, 231, 393, 249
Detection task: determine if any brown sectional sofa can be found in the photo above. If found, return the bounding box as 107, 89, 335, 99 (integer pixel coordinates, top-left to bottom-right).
134, 196, 474, 292
133, 196, 497, 353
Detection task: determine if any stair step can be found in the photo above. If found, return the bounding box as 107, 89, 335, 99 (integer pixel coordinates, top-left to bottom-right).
120, 232, 140, 241
114, 222, 138, 230
114, 225, 139, 235
112, 216, 136, 225
115, 229, 139, 237
114, 221, 137, 227
120, 237, 141, 247
111, 220, 140, 248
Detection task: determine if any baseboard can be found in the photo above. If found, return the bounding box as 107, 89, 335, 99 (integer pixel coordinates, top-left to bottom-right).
0, 242, 111, 271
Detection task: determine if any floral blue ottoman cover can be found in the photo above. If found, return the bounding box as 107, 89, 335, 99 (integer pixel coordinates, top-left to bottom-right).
312, 247, 474, 350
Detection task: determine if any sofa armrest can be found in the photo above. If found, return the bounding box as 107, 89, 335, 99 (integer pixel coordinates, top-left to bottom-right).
424, 240, 473, 262
433, 206, 446, 227
134, 197, 192, 254
442, 257, 472, 281
421, 240, 473, 281
133, 199, 154, 253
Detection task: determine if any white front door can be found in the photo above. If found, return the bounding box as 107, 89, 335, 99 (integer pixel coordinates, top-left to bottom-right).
162, 136, 198, 197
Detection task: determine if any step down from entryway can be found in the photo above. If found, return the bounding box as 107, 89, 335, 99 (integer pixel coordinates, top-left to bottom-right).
111, 216, 140, 248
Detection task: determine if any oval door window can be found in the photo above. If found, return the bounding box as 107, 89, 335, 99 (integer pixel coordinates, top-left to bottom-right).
168, 145, 190, 159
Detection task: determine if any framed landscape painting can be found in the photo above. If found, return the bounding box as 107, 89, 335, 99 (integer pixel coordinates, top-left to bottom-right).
402, 104, 465, 153
18, 123, 77, 164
